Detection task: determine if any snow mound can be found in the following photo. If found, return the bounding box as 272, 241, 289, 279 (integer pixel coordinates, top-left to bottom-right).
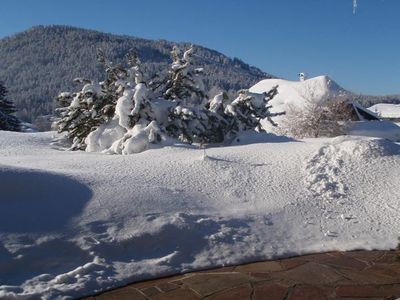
330, 136, 400, 157
305, 136, 400, 200
303, 136, 400, 239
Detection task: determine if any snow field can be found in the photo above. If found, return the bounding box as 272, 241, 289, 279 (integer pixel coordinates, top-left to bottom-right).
0, 131, 400, 299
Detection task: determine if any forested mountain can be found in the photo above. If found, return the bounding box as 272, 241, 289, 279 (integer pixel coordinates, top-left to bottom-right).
0, 25, 272, 124
1, 25, 399, 128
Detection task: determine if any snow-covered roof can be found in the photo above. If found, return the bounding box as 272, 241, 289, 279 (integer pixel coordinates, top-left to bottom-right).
350, 102, 379, 121
249, 76, 392, 135
249, 75, 346, 114
368, 103, 400, 119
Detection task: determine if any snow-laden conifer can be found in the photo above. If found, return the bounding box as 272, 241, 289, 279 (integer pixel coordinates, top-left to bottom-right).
158, 45, 208, 106
56, 48, 280, 154
56, 49, 133, 149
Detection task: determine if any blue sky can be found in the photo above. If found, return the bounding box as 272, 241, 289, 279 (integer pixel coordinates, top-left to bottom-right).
0, 0, 399, 95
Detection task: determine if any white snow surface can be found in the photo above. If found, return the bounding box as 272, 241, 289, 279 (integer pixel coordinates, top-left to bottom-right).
368, 103, 400, 119
1, 131, 400, 299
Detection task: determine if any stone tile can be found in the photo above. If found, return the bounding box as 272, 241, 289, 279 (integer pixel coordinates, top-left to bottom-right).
179, 273, 251, 297
373, 264, 400, 278
335, 298, 384, 300
235, 261, 283, 273
279, 257, 308, 270
343, 250, 386, 262
207, 284, 252, 300
196, 266, 236, 273
248, 272, 272, 280
375, 251, 400, 264
319, 254, 369, 271
253, 282, 289, 300
289, 285, 334, 300
85, 250, 400, 299
95, 287, 146, 300
151, 288, 201, 300
141, 286, 161, 297
271, 262, 343, 285
132, 274, 185, 289
302, 252, 343, 262
156, 282, 180, 292
336, 284, 400, 298
334, 277, 360, 286
364, 265, 400, 279
336, 268, 399, 285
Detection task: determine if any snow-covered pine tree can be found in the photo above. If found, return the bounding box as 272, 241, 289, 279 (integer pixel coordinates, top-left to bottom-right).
152, 45, 213, 144
56, 49, 126, 149
56, 48, 281, 153
166, 105, 211, 144
158, 45, 208, 105
85, 49, 163, 154
0, 81, 21, 131
221, 87, 281, 142
166, 87, 281, 145
121, 49, 155, 129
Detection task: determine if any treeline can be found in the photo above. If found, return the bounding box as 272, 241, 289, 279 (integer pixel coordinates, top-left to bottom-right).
348, 94, 400, 109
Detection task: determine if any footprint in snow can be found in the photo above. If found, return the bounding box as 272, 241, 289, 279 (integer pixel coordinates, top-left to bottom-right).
324, 230, 338, 237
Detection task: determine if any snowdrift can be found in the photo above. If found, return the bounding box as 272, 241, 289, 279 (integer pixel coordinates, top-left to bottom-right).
0, 131, 400, 299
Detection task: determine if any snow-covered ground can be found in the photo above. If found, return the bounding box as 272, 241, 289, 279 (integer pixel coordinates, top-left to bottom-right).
1, 131, 400, 299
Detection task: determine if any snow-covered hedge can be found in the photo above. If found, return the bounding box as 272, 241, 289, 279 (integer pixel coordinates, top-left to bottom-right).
56, 47, 281, 154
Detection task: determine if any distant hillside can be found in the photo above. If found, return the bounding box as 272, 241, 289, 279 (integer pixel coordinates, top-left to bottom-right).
0, 25, 272, 123
349, 94, 400, 109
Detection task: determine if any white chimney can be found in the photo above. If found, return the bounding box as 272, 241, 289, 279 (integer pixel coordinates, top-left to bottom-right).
298, 72, 307, 82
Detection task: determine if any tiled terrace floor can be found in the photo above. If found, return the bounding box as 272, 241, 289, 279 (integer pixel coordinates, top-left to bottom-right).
83, 250, 400, 300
